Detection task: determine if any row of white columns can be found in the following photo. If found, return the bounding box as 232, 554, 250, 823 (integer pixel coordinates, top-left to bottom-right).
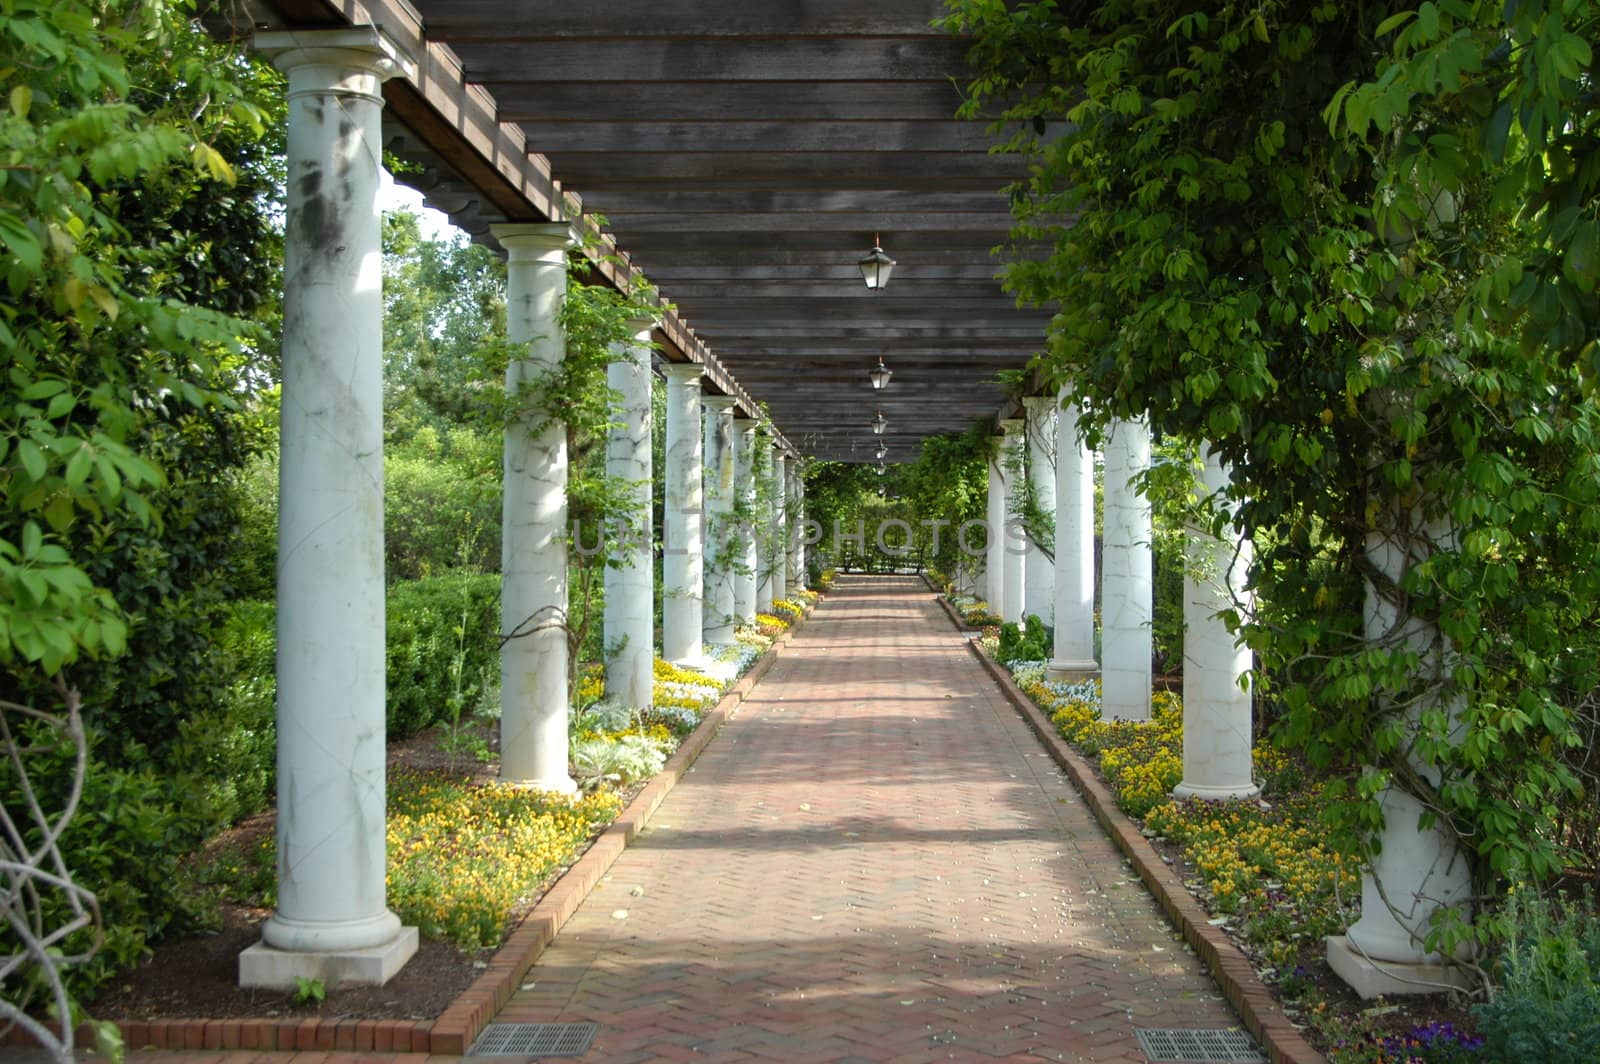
245, 27, 807, 990
984, 391, 1258, 802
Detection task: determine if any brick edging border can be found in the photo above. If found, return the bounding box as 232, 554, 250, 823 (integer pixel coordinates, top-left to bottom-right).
947, 608, 1325, 1064
74, 605, 818, 1056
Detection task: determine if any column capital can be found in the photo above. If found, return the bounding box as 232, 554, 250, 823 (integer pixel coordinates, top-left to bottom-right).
661, 362, 704, 384
255, 27, 415, 87
490, 222, 576, 264
625, 315, 658, 338
703, 394, 739, 412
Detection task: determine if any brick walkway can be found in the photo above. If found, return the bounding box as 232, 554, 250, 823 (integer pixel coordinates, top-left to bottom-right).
495, 574, 1243, 1062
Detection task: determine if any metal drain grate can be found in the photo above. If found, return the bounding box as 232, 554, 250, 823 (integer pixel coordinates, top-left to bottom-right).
469, 1022, 598, 1058
1134, 1028, 1266, 1063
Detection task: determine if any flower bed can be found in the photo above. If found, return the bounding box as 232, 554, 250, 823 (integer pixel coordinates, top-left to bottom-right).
990, 649, 1488, 1062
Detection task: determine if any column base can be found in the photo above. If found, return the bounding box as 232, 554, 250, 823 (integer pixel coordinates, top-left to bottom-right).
1326, 935, 1473, 999
240, 926, 418, 990
1172, 780, 1261, 802
1046, 659, 1100, 682
503, 773, 579, 796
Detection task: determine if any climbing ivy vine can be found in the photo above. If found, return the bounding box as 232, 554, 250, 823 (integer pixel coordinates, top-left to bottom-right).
941, 0, 1600, 953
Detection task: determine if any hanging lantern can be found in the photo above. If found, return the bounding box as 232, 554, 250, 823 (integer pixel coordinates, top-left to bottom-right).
858, 234, 896, 290
871, 409, 887, 435
868, 355, 892, 390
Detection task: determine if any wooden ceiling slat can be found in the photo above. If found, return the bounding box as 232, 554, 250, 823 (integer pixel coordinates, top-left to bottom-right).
494, 82, 970, 123
421, 0, 949, 39
584, 190, 1007, 214
515, 120, 1005, 154
454, 39, 971, 82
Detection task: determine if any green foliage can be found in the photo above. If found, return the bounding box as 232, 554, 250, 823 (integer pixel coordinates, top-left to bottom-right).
998, 615, 1050, 663
569, 733, 670, 793
385, 427, 501, 580
899, 424, 990, 576
382, 209, 507, 443
162, 600, 277, 832
0, 0, 284, 1013
223, 572, 503, 743
1328, 0, 1600, 364
291, 976, 326, 1007
385, 572, 502, 740
0, 0, 276, 677
1475, 892, 1600, 1062
944, 0, 1600, 916
0, 724, 217, 997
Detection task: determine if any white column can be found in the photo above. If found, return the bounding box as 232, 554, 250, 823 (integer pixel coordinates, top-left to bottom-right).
243, 28, 415, 989
661, 365, 704, 665
732, 418, 758, 625
761, 448, 788, 610
1328, 507, 1473, 996
1023, 396, 1057, 624
702, 395, 739, 643
788, 465, 808, 591
986, 445, 1007, 616
1101, 417, 1152, 721
602, 318, 655, 710
1049, 393, 1098, 679
493, 222, 576, 793
1174, 445, 1259, 801
1000, 418, 1027, 625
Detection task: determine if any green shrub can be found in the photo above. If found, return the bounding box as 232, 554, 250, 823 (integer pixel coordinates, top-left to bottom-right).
166, 600, 278, 831
1475, 892, 1600, 1063
999, 615, 1051, 662
385, 571, 502, 739
385, 432, 501, 581
226, 573, 502, 743
0, 724, 216, 999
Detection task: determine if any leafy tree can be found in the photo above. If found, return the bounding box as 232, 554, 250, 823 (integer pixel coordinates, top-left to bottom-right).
381, 209, 506, 443
943, 0, 1600, 952
898, 423, 990, 578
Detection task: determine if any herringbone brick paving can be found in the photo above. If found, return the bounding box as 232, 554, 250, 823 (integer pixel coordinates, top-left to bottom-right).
499, 574, 1245, 1062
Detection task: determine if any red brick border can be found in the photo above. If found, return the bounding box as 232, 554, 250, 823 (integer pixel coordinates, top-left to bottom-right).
16, 604, 817, 1057
954, 609, 1326, 1064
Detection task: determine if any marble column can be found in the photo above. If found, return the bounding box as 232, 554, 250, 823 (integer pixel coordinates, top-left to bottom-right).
1000, 418, 1027, 625
1328, 507, 1473, 997
762, 449, 788, 610
493, 221, 576, 793
986, 444, 1007, 616
1101, 417, 1153, 721
787, 465, 808, 591
602, 318, 656, 710
1049, 394, 1099, 680
242, 28, 415, 989
661, 365, 704, 665
1023, 396, 1057, 624
732, 418, 759, 625
702, 395, 739, 643
1174, 445, 1259, 800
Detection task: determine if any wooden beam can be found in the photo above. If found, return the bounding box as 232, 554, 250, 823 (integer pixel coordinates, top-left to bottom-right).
543, 151, 1024, 189
422, 0, 951, 39
455, 38, 971, 82
518, 120, 1008, 154
494, 81, 971, 123
584, 190, 1009, 215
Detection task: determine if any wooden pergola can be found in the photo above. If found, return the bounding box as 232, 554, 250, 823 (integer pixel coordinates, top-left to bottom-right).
232, 0, 1047, 462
